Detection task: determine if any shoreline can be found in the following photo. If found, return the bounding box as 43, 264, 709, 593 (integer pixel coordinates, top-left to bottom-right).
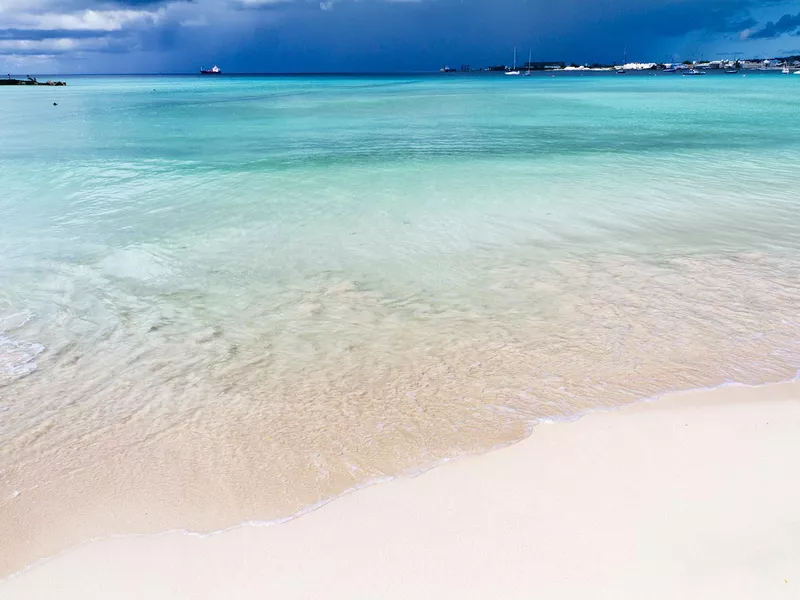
3, 375, 797, 578
4, 245, 800, 579
4, 378, 799, 598
3, 71, 800, 598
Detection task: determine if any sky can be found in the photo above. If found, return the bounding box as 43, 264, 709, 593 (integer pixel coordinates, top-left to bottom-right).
1, 0, 799, 73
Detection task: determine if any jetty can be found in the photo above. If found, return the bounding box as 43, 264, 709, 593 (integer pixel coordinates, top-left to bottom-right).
1, 75, 66, 86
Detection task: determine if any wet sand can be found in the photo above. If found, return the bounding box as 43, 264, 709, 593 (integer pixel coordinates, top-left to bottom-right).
4, 381, 799, 599
4, 252, 800, 578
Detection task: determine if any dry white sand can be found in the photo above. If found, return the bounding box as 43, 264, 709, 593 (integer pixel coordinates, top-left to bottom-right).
4, 381, 799, 599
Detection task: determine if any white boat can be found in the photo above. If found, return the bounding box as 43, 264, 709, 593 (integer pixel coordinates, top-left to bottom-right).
782, 64, 791, 74
524, 49, 532, 76
616, 47, 627, 74
505, 48, 521, 75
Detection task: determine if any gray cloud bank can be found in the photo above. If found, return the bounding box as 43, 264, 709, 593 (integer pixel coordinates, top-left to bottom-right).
0, 0, 797, 72
750, 12, 800, 39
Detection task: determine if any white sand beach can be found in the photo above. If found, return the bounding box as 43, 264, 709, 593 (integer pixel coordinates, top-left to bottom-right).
4, 381, 799, 599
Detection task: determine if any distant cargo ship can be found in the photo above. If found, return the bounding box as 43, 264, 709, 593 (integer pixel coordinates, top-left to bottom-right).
201, 65, 222, 75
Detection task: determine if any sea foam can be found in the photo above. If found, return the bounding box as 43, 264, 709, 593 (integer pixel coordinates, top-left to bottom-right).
0, 312, 44, 386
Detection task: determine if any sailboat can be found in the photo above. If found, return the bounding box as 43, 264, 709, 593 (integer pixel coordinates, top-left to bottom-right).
617, 47, 627, 74
782, 63, 791, 74
524, 49, 533, 76
505, 48, 521, 75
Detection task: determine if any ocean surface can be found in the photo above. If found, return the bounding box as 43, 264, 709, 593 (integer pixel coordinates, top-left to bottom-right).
2, 72, 800, 574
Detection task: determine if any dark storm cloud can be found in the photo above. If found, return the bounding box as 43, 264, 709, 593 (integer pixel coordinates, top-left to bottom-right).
220, 0, 764, 71
1, 0, 796, 71
750, 12, 800, 38
556, 0, 756, 40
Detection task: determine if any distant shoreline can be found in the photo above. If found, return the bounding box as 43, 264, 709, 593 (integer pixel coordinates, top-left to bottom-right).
6, 53, 796, 79
1, 77, 66, 86
2, 68, 796, 79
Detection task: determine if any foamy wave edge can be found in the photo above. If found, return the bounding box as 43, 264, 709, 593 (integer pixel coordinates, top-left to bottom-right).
0, 311, 45, 386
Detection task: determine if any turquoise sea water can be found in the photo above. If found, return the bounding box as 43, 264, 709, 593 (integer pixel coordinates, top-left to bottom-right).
2, 73, 800, 572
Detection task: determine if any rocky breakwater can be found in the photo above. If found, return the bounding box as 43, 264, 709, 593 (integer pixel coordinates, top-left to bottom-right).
1, 76, 67, 86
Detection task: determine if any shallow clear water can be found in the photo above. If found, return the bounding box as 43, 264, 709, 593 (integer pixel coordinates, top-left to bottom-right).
2, 73, 800, 574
